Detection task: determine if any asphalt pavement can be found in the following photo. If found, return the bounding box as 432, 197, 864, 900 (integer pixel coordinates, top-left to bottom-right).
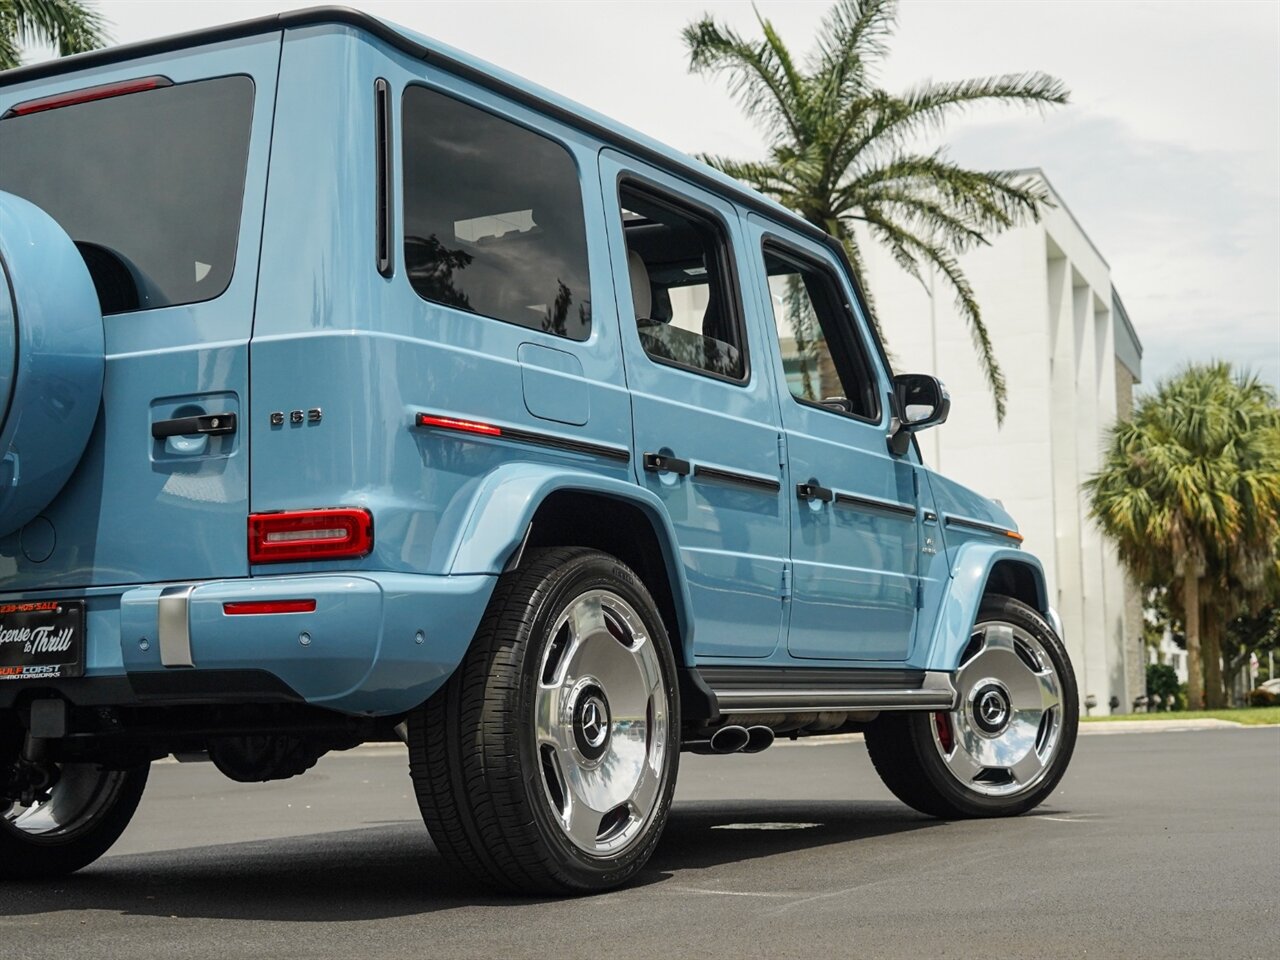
3, 726, 1277, 959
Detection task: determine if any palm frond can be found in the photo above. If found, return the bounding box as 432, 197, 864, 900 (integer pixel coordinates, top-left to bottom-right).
5, 0, 107, 58
858, 209, 1007, 421
683, 14, 804, 144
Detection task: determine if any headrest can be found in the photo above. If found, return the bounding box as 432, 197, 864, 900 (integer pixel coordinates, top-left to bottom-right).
627, 249, 652, 321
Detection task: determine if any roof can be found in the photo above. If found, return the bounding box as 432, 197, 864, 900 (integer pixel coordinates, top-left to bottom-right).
0, 5, 804, 236
0, 5, 893, 371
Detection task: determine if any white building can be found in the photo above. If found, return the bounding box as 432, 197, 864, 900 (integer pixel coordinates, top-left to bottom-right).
861, 169, 1145, 714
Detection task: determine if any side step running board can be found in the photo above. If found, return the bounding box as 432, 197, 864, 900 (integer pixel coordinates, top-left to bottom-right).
696, 666, 957, 716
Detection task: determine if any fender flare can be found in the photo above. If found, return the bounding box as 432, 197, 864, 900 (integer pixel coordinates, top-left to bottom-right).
922, 543, 1051, 672
442, 461, 696, 648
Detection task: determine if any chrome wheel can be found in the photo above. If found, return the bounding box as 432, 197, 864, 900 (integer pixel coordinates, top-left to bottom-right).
2, 764, 132, 842
931, 621, 1063, 798
534, 588, 669, 857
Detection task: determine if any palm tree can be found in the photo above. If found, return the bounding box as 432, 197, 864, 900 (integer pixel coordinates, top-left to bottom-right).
683, 0, 1068, 423
1085, 363, 1280, 710
0, 0, 108, 71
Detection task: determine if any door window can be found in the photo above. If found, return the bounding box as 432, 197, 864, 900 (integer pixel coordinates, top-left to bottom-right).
620, 185, 747, 382
762, 246, 879, 421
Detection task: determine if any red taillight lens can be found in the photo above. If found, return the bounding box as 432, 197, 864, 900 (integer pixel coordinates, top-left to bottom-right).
415, 413, 502, 436
248, 509, 373, 564
2, 75, 172, 119
223, 599, 317, 616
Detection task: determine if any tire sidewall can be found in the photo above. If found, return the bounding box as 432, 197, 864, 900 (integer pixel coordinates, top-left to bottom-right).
912, 597, 1079, 817
514, 551, 680, 889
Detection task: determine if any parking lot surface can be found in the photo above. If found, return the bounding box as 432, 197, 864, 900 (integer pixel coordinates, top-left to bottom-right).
4, 727, 1277, 959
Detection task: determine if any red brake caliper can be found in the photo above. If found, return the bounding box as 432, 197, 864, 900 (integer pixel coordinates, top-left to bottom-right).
933, 711, 955, 754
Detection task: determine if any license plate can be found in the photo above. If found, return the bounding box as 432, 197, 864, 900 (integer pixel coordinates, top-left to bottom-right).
0, 600, 85, 681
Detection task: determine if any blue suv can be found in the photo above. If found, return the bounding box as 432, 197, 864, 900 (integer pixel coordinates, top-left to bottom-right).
0, 7, 1077, 893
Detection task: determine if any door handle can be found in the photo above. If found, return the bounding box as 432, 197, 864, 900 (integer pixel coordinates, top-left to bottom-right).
643, 452, 691, 477
796, 482, 834, 503
151, 413, 238, 439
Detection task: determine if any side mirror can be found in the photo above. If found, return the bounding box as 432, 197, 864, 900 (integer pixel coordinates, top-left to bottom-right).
888, 374, 950, 456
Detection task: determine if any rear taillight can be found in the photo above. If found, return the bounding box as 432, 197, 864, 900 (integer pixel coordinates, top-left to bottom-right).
2, 75, 172, 119
248, 509, 373, 564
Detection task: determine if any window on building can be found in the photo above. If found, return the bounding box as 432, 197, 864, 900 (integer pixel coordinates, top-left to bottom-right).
762, 245, 878, 420
620, 185, 746, 382
401, 85, 591, 340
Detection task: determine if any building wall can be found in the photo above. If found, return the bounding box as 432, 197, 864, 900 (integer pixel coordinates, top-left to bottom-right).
855, 171, 1143, 713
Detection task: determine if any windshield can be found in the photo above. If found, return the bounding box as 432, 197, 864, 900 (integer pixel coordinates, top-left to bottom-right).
0, 75, 254, 314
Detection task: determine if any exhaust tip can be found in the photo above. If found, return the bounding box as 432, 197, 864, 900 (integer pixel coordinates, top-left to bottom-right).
742, 725, 775, 754
708, 724, 750, 754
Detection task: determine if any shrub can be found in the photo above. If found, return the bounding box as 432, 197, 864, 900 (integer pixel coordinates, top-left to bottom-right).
1146, 664, 1180, 712
1247, 688, 1278, 707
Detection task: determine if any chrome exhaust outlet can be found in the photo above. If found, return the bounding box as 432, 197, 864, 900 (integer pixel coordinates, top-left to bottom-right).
686, 724, 751, 755
741, 725, 775, 754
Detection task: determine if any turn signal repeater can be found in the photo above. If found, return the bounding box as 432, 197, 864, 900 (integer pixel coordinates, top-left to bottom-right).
248, 508, 373, 563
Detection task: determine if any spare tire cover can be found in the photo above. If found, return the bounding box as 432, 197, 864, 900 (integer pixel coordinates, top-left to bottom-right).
0, 191, 104, 538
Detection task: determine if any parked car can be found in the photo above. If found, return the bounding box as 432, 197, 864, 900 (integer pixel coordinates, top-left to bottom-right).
0, 7, 1078, 894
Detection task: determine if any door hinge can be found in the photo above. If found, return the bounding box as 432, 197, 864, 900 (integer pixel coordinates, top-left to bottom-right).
781, 563, 792, 600
776, 433, 787, 469
916, 581, 924, 609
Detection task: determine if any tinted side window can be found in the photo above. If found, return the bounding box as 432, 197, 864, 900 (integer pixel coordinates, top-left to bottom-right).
763, 247, 879, 420
620, 185, 746, 382
401, 86, 591, 340
0, 76, 255, 313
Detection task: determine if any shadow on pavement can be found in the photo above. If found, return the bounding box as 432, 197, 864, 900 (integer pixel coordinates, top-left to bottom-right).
0, 799, 937, 922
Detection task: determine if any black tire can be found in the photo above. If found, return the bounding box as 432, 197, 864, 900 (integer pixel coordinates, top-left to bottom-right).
408, 547, 680, 895
865, 595, 1078, 819
0, 754, 149, 880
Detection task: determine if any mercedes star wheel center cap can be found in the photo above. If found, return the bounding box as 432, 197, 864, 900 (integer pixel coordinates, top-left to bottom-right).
573, 688, 611, 761
972, 682, 1012, 735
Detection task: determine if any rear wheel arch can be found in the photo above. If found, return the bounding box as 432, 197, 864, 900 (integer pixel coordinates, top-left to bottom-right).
523, 489, 688, 668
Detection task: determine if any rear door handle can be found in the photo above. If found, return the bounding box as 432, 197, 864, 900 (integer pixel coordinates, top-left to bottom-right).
151, 413, 237, 439
643, 452, 691, 477
796, 482, 834, 503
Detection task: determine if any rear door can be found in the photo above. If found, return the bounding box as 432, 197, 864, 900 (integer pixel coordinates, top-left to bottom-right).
599, 153, 789, 659
0, 37, 280, 589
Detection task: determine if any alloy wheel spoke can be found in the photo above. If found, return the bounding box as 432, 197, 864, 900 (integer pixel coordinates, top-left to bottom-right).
563, 794, 604, 851
534, 685, 565, 749
943, 736, 985, 783
1010, 747, 1046, 786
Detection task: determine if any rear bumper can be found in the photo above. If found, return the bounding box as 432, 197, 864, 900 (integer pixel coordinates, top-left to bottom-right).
0, 572, 496, 716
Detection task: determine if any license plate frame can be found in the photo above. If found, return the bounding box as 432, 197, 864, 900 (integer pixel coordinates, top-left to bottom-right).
0, 600, 86, 681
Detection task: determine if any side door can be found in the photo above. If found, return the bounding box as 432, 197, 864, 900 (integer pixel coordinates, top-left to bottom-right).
599, 153, 788, 659
744, 215, 920, 661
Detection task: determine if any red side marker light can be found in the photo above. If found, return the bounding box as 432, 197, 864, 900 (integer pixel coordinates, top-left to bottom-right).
223, 599, 317, 616
415, 413, 502, 436
248, 508, 373, 564
3, 75, 172, 119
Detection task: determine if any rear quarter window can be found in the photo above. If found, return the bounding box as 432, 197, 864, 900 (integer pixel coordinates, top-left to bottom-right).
401, 85, 592, 341
0, 75, 255, 314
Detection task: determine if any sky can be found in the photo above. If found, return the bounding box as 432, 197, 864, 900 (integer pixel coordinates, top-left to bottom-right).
18, 0, 1280, 393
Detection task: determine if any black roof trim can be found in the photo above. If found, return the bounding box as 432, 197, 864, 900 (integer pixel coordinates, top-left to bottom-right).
0, 5, 893, 373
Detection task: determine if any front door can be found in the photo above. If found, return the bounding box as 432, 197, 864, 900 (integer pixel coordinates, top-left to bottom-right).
744, 215, 920, 661
599, 154, 788, 659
